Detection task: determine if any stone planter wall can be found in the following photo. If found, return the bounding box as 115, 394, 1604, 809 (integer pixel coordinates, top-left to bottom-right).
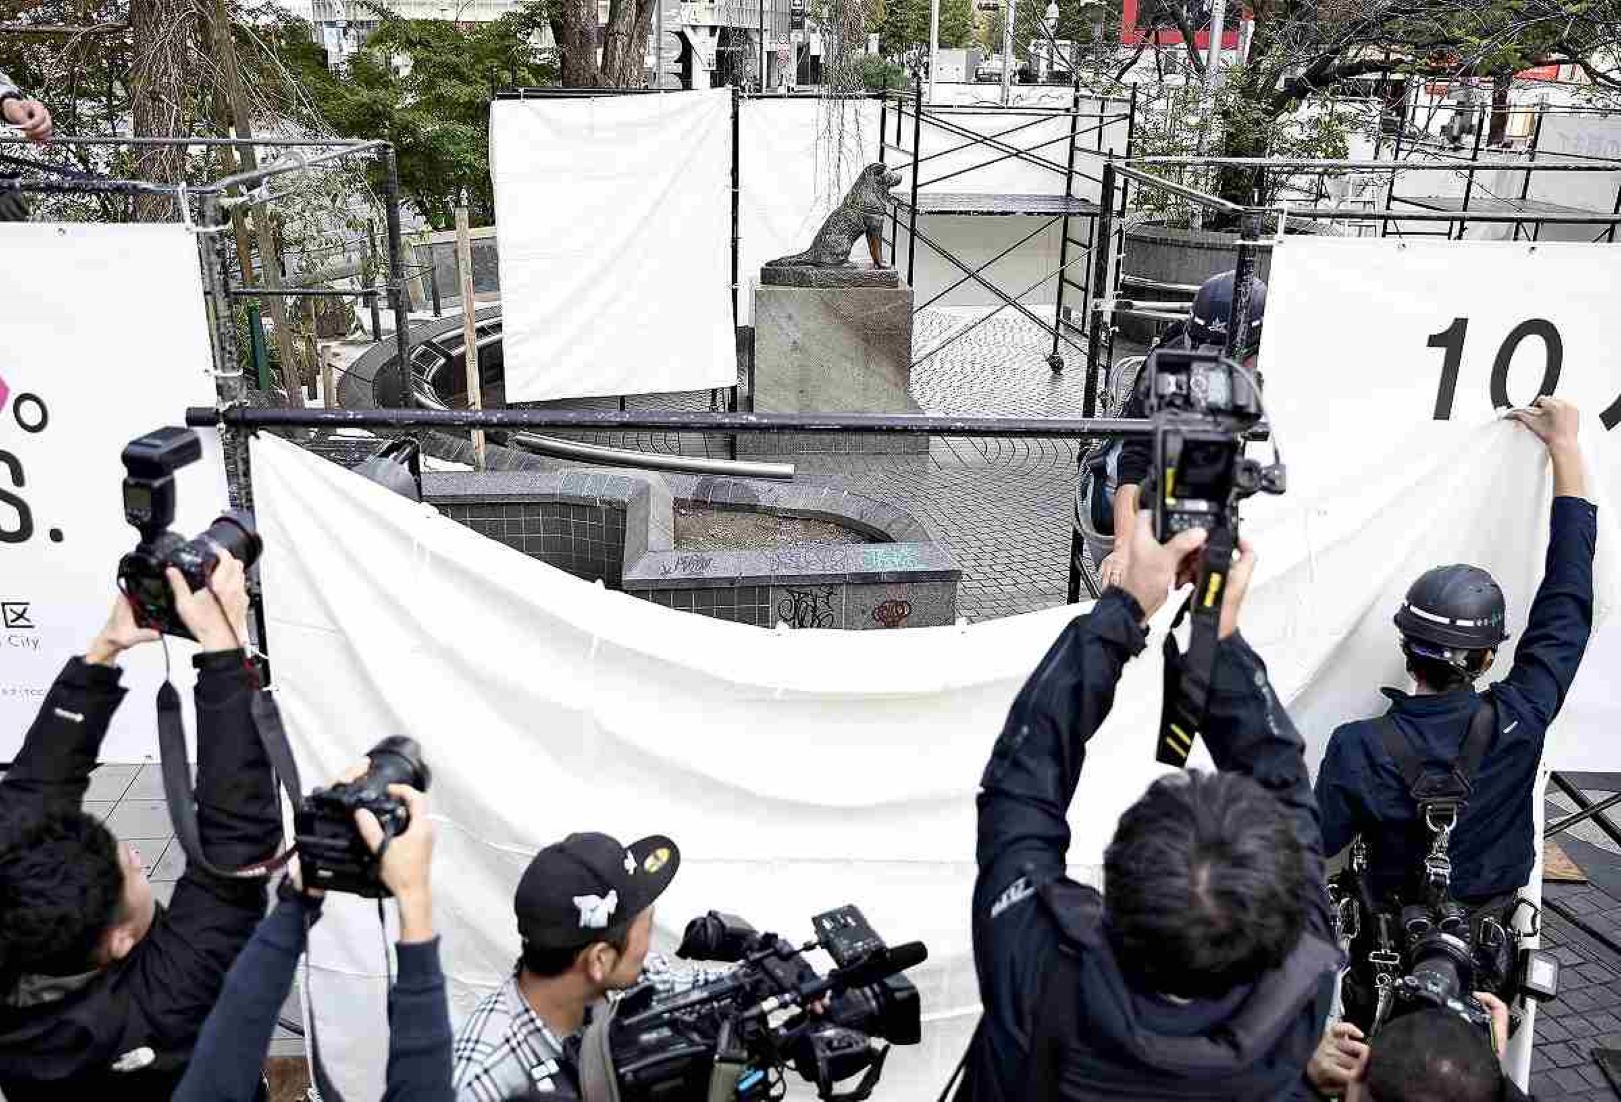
423, 469, 960, 629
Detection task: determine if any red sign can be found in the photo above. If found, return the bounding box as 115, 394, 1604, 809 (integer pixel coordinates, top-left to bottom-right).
1517, 64, 1561, 82
1120, 0, 1242, 49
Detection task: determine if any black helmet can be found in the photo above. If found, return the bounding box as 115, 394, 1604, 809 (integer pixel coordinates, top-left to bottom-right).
1188, 270, 1268, 351
1394, 565, 1509, 664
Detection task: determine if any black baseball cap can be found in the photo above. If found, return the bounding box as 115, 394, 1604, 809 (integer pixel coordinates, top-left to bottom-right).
515, 832, 681, 952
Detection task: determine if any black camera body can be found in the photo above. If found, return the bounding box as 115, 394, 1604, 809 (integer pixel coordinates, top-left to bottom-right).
598, 905, 924, 1101
294, 736, 432, 898
1388, 927, 1496, 1033
117, 427, 261, 639
1143, 346, 1284, 543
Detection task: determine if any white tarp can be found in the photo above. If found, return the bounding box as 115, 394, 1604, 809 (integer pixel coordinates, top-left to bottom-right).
737, 97, 881, 324
0, 223, 225, 761
491, 91, 737, 402
251, 238, 1620, 1098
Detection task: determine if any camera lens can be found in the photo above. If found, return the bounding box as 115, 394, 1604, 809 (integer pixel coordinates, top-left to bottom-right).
364, 736, 431, 794
200, 510, 263, 570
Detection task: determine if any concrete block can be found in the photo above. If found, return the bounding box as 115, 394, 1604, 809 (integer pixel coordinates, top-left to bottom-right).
751, 281, 926, 456
845, 580, 958, 630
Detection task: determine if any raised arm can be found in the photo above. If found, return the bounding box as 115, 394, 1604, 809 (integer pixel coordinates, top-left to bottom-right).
1498, 397, 1597, 729
0, 597, 156, 818
976, 519, 1209, 887
133, 557, 285, 1046
357, 785, 454, 1102
1197, 540, 1331, 938
171, 891, 321, 1102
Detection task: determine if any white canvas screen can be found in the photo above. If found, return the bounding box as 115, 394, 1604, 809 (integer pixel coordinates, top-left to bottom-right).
0, 223, 226, 760
250, 312, 1617, 1100
491, 91, 737, 402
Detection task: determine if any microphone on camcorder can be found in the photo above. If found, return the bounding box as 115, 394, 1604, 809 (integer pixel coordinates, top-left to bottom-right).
833, 941, 929, 991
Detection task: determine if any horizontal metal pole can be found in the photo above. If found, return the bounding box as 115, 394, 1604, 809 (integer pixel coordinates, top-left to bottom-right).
1131, 155, 1621, 173
1114, 163, 1242, 212
1286, 206, 1621, 225
0, 175, 178, 196
0, 21, 127, 33
0, 134, 384, 149
210, 141, 387, 194
189, 406, 1155, 438
229, 286, 382, 298
509, 431, 796, 481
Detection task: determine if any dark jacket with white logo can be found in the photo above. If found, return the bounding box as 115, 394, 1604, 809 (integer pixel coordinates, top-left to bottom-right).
960, 589, 1336, 1101
0, 653, 281, 1101
1315, 497, 1597, 903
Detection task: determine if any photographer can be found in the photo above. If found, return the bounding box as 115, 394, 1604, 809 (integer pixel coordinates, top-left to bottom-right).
174, 777, 450, 1102
960, 516, 1338, 1100
0, 556, 283, 1100
1091, 270, 1268, 591
1307, 994, 1524, 1101
452, 832, 681, 1101
1315, 397, 1595, 1015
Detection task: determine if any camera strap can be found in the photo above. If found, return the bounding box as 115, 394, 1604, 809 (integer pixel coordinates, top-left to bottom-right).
1155, 530, 1236, 767
155, 675, 305, 879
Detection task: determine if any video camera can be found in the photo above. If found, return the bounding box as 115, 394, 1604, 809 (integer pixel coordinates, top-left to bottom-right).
118, 426, 261, 639
579, 905, 925, 1101
1141, 340, 1286, 766
1142, 345, 1284, 544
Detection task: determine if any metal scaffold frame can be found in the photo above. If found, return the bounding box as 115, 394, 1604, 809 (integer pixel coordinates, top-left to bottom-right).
878, 76, 1139, 376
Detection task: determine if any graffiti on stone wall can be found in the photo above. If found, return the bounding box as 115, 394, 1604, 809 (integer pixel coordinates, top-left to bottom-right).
862, 545, 924, 572
870, 599, 912, 629
658, 552, 716, 577
778, 586, 836, 629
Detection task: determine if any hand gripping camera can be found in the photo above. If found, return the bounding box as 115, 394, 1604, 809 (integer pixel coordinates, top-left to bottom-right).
294, 737, 432, 897
118, 427, 261, 639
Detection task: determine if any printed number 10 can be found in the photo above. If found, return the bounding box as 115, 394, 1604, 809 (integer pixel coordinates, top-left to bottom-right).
1428, 317, 1621, 430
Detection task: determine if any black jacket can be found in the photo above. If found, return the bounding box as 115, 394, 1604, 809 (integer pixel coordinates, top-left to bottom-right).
0, 652, 282, 1101
1316, 497, 1597, 903
961, 589, 1336, 1101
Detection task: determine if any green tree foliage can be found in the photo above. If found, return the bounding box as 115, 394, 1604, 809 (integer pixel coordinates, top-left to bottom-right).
266, 8, 555, 227
875, 0, 975, 59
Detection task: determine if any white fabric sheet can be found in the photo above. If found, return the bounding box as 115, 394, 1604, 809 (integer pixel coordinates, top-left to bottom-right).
491, 91, 737, 402
253, 392, 1616, 1097
0, 223, 226, 760
737, 97, 881, 324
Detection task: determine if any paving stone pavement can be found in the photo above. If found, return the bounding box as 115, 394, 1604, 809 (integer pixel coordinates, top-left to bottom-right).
513, 309, 1107, 622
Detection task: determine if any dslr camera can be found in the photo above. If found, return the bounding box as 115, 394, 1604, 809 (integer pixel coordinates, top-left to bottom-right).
582, 905, 925, 1101
118, 427, 261, 639
294, 736, 432, 897
1143, 345, 1284, 542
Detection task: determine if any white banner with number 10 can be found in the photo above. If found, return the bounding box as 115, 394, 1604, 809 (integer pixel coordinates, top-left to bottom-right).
1254, 237, 1621, 773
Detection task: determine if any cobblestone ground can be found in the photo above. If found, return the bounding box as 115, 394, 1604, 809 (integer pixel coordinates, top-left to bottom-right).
522, 308, 1104, 622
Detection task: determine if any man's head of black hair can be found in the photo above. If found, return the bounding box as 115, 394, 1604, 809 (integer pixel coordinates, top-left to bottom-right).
0, 810, 156, 988
1402, 642, 1493, 694
1103, 770, 1307, 999
1365, 1009, 1503, 1102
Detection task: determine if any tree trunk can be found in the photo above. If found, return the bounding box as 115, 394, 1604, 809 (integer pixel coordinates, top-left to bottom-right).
600, 0, 656, 85
555, 0, 604, 87
129, 0, 196, 221
1488, 70, 1510, 146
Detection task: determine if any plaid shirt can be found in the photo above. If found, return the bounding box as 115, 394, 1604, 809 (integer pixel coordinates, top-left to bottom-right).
452, 972, 572, 1101
451, 956, 734, 1101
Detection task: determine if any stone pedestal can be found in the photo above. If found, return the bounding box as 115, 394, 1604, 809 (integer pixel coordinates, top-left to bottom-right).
747, 266, 925, 456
